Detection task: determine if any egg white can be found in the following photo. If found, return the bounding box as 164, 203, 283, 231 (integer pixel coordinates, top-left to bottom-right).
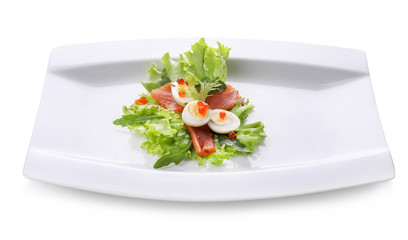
171, 82, 194, 106
182, 101, 211, 127
208, 110, 240, 134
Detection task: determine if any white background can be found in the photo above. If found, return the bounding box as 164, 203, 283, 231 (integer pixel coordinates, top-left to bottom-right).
1, 0, 407, 239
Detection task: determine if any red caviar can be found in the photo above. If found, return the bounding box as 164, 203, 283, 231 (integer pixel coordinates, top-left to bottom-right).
219, 111, 226, 119
197, 101, 209, 115
198, 106, 206, 114
177, 78, 185, 85
135, 96, 148, 105
178, 91, 186, 98
139, 96, 148, 104
229, 131, 236, 140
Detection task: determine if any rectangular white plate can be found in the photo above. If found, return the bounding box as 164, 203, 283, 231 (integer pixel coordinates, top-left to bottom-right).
24, 39, 395, 201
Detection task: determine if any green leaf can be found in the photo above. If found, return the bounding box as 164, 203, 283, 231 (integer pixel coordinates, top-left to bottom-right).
184, 72, 204, 100
217, 134, 252, 153
184, 37, 208, 80
217, 41, 231, 60
142, 62, 170, 92
236, 122, 267, 151
113, 113, 164, 127
154, 141, 192, 168
114, 104, 190, 156
142, 38, 231, 98
196, 145, 235, 167
230, 99, 255, 122
203, 79, 227, 97
203, 47, 228, 82
161, 52, 187, 82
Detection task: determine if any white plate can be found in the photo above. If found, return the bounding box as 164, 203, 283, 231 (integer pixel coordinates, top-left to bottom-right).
24, 39, 395, 201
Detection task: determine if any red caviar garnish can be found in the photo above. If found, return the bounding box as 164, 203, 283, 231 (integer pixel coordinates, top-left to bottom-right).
178, 91, 186, 98
177, 78, 185, 85
229, 131, 236, 140
198, 106, 206, 115
135, 96, 148, 105
139, 96, 148, 104
197, 101, 209, 115
219, 111, 226, 119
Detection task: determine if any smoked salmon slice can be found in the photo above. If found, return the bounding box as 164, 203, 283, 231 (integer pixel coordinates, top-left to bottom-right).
206, 85, 242, 110
151, 83, 184, 113
185, 124, 216, 157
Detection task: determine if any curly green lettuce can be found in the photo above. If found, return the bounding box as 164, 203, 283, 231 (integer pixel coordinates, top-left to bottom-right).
114, 103, 192, 168
141, 38, 230, 101
236, 122, 267, 152
141, 62, 170, 92
230, 99, 255, 122
193, 136, 236, 167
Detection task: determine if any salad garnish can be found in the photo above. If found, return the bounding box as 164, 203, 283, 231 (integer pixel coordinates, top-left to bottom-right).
114, 38, 266, 168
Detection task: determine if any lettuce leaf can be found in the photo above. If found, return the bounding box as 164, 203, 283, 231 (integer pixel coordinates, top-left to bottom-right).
184, 72, 204, 100
217, 41, 231, 60
230, 99, 255, 123
194, 139, 235, 167
236, 122, 266, 151
141, 38, 231, 100
203, 46, 228, 82
113, 104, 191, 158
113, 113, 164, 127
142, 62, 171, 92
217, 134, 252, 153
201, 78, 226, 99
153, 140, 192, 169
161, 53, 187, 82
184, 38, 208, 80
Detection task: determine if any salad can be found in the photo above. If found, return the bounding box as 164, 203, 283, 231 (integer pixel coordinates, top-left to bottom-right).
114, 38, 266, 168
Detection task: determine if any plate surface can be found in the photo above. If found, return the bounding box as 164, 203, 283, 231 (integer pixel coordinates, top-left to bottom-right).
24, 39, 395, 201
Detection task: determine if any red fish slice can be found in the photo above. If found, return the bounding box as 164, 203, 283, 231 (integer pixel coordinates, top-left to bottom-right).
151, 83, 184, 113
206, 85, 243, 110
185, 124, 216, 157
